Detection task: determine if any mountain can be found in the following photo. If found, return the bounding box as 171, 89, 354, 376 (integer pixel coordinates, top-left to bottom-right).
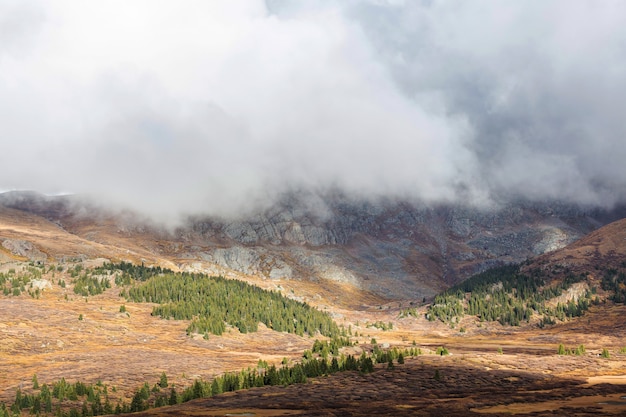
2, 190, 626, 301
422, 214, 626, 331
3, 191, 626, 417
528, 216, 626, 274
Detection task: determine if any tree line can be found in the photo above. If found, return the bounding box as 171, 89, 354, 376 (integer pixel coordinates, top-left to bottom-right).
421, 264, 596, 326
0, 342, 421, 416
601, 265, 626, 303
121, 269, 342, 338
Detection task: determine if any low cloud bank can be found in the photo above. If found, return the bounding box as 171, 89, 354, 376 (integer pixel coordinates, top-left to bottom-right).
1, 1, 625, 223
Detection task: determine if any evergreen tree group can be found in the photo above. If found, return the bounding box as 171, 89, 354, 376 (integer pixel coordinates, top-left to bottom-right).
0, 342, 420, 417
122, 268, 341, 337
422, 264, 596, 326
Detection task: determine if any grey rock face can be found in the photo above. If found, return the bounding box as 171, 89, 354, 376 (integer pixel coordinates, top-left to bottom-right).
2, 239, 47, 261
4, 190, 626, 300
202, 247, 261, 275
178, 196, 626, 300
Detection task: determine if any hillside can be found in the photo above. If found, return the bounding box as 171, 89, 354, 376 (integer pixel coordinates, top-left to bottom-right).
529, 217, 626, 273
3, 191, 626, 302
423, 216, 626, 331
2, 198, 626, 415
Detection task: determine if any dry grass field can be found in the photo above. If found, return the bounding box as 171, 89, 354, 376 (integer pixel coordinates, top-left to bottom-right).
2, 262, 626, 416
0, 266, 312, 405
3, 207, 626, 415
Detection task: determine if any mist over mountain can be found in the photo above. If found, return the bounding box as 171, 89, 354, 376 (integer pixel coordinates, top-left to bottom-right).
2, 1, 626, 222
3, 189, 626, 300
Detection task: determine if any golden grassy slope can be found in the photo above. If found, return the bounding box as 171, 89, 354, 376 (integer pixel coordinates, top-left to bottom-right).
3, 206, 626, 415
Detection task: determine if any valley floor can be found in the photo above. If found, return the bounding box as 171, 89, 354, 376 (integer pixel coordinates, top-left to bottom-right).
2, 261, 626, 416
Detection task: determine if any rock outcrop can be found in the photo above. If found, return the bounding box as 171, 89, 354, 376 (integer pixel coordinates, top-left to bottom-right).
176, 195, 626, 299
2, 239, 47, 261
2, 191, 625, 300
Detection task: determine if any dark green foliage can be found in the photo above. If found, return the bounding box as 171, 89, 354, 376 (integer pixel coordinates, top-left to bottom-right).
424, 264, 594, 326
426, 294, 464, 323
73, 274, 110, 297
0, 263, 425, 417
359, 356, 375, 373
0, 268, 41, 297
89, 343, 420, 416
435, 346, 449, 356
95, 261, 172, 284
559, 344, 586, 356
601, 268, 626, 303
311, 337, 352, 357
124, 269, 341, 337
128, 383, 151, 412
69, 264, 83, 277
2, 377, 115, 417
365, 321, 393, 331
398, 307, 419, 318
174, 347, 414, 403
168, 388, 179, 405
158, 372, 168, 388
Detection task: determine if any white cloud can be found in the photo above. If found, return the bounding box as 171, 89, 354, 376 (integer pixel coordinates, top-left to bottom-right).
1, 0, 626, 222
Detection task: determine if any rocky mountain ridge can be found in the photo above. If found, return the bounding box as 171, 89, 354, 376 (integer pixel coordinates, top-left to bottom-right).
1, 191, 625, 300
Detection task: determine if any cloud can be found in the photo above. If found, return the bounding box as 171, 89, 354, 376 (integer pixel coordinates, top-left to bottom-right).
1, 0, 625, 222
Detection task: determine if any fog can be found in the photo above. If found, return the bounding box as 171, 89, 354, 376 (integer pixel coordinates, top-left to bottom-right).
1, 1, 625, 222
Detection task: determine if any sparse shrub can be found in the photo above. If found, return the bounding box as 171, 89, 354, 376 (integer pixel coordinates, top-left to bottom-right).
435, 346, 449, 356
359, 357, 375, 374
119, 305, 126, 313
557, 344, 566, 355
497, 347, 503, 354
169, 388, 178, 405
601, 348, 610, 358
159, 372, 168, 388
78, 314, 83, 321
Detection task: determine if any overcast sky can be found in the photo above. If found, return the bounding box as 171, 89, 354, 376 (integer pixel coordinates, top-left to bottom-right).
1, 0, 625, 221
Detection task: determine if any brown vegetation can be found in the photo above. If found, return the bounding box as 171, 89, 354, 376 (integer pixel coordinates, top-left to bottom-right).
3, 205, 626, 415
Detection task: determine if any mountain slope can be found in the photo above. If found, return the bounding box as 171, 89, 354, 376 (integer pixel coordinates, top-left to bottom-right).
2, 191, 626, 300
530, 217, 626, 273
424, 216, 626, 329
0, 203, 177, 269
3, 198, 626, 417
